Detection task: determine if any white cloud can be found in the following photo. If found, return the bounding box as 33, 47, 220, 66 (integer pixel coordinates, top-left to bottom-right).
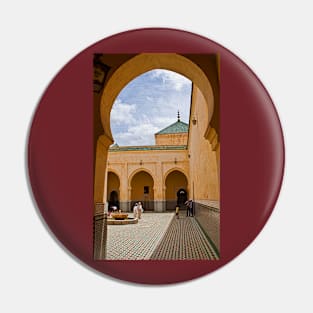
150, 69, 191, 91
152, 116, 176, 129
151, 92, 190, 124
115, 122, 159, 146
110, 69, 191, 146
110, 99, 136, 125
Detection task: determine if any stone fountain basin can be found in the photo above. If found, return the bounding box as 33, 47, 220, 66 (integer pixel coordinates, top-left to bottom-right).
111, 213, 129, 220
107, 215, 138, 225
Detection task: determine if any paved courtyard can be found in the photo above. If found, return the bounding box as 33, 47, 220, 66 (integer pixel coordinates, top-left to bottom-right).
105, 212, 218, 260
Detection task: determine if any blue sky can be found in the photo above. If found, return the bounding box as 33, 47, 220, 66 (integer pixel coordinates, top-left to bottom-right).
110, 69, 192, 146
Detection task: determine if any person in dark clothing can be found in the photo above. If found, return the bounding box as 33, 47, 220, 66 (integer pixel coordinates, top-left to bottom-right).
185, 199, 194, 217
185, 200, 191, 217
189, 200, 194, 217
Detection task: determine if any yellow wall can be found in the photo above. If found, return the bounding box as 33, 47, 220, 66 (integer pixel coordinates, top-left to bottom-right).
155, 133, 188, 146
107, 148, 189, 203
188, 85, 219, 202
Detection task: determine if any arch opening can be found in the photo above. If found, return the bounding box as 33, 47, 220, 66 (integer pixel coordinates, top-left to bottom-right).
109, 68, 192, 146
130, 171, 154, 211
107, 171, 120, 211
165, 170, 188, 211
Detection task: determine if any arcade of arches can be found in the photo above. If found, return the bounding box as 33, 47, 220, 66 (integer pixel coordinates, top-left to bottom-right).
93, 53, 220, 255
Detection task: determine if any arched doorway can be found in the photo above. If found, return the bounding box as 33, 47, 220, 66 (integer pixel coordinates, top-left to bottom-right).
165, 170, 188, 210
107, 171, 120, 211
130, 171, 154, 211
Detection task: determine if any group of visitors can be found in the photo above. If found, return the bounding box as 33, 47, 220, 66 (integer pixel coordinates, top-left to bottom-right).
111, 200, 193, 219
133, 201, 143, 219
175, 199, 194, 218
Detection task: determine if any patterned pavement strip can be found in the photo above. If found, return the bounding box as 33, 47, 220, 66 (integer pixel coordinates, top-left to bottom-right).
106, 212, 218, 260
151, 213, 218, 260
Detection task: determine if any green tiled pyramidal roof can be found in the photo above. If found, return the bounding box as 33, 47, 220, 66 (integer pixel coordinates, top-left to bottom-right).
155, 120, 189, 135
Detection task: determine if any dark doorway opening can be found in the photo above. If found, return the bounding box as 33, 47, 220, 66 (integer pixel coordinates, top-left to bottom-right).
109, 190, 119, 210
177, 188, 188, 207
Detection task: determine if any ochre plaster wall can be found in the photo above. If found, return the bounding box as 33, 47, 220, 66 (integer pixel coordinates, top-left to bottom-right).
188, 86, 219, 202
107, 148, 189, 205
155, 133, 188, 146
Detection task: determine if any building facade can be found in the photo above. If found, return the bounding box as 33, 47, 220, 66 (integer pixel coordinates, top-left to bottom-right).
106, 115, 190, 212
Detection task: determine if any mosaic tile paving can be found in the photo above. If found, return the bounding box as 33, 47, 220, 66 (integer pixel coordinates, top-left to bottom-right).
106, 213, 174, 260
105, 212, 218, 260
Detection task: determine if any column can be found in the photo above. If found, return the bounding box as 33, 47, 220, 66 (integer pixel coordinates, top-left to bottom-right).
119, 163, 129, 212
153, 162, 165, 212
94, 134, 112, 215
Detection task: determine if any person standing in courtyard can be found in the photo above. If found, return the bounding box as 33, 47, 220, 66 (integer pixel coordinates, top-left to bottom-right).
189, 199, 194, 217
184, 199, 194, 217
133, 202, 138, 219
137, 201, 143, 219
185, 200, 191, 217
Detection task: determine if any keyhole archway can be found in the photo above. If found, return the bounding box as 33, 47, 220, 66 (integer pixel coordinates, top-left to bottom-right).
100, 53, 215, 143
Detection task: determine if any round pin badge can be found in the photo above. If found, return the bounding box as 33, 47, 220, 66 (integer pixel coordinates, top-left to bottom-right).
28, 28, 284, 284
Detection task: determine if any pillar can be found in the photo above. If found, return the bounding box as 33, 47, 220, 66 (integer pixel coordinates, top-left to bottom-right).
119, 163, 129, 212
94, 134, 113, 215
153, 162, 165, 212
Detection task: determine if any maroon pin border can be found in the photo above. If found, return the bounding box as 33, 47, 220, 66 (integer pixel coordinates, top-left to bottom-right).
27, 28, 284, 284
